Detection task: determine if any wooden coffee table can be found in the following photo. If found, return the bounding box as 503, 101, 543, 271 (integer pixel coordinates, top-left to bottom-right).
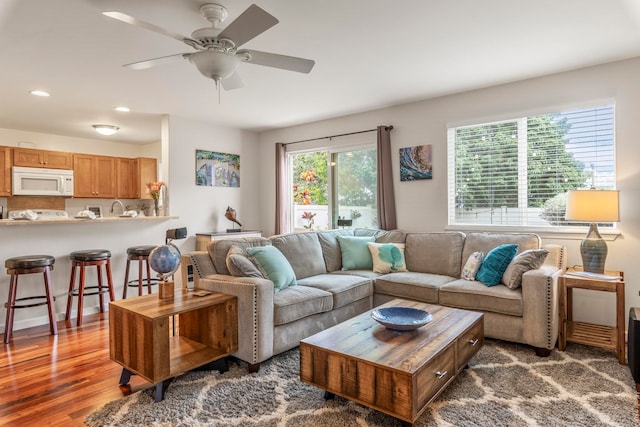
109, 290, 238, 401
300, 299, 483, 425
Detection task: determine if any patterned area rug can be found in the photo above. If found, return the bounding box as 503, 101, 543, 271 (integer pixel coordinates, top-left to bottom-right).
86, 340, 638, 426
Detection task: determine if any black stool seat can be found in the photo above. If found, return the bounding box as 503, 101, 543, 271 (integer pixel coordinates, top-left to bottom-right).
6, 255, 55, 269
127, 245, 157, 257
70, 249, 111, 262
4, 254, 57, 343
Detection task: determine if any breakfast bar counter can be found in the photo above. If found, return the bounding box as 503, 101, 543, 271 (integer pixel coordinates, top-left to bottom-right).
0, 216, 177, 225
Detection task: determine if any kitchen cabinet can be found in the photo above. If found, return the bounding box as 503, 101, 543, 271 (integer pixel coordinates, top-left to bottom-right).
116, 157, 157, 199
13, 147, 73, 169
0, 147, 11, 196
73, 154, 116, 198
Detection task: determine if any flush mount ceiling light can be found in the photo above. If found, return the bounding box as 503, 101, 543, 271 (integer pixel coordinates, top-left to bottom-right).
30, 90, 50, 97
114, 106, 130, 112
93, 124, 120, 136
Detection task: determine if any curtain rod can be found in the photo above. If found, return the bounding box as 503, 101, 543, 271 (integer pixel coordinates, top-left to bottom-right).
284, 125, 393, 146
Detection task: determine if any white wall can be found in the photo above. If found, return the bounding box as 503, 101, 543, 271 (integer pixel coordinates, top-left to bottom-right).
258, 57, 640, 327
165, 115, 261, 254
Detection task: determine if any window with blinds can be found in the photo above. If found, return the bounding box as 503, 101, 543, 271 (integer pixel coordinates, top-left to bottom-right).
447, 104, 615, 228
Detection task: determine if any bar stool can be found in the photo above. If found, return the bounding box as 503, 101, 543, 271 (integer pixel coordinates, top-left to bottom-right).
65, 249, 115, 326
122, 245, 160, 298
4, 255, 57, 344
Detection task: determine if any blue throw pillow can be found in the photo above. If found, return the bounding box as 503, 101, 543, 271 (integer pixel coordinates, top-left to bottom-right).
246, 246, 296, 291
476, 244, 518, 286
337, 235, 375, 270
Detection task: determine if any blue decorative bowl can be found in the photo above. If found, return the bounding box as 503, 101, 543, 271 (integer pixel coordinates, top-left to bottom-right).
371, 307, 433, 331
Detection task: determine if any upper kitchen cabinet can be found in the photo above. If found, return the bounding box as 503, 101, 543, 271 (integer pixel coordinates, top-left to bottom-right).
73, 154, 116, 198
116, 157, 158, 199
0, 147, 11, 196
13, 147, 73, 169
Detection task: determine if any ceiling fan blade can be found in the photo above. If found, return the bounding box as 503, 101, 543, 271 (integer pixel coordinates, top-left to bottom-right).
217, 4, 279, 48
123, 53, 187, 70
102, 11, 199, 46
222, 72, 244, 90
240, 50, 315, 73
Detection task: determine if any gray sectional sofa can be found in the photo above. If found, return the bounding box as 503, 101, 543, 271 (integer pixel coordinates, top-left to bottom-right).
188, 229, 566, 371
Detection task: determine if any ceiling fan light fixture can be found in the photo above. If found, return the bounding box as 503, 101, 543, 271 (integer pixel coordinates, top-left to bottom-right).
93, 124, 120, 136
188, 50, 240, 81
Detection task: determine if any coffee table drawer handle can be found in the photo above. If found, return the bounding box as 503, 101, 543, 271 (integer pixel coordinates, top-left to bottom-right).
435, 370, 448, 379
469, 338, 479, 346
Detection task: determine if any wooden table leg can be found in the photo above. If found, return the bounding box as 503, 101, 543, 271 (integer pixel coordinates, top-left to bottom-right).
617, 281, 626, 364
558, 278, 567, 351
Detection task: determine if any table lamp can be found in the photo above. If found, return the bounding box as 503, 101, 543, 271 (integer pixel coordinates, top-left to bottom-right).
565, 189, 619, 273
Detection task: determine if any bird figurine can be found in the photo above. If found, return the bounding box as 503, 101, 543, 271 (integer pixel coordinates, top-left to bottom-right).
225, 206, 242, 231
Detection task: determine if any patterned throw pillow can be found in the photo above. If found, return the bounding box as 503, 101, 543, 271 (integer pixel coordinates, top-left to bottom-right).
476, 244, 518, 287
502, 249, 549, 289
246, 246, 296, 292
226, 245, 264, 278
367, 242, 407, 274
461, 251, 484, 281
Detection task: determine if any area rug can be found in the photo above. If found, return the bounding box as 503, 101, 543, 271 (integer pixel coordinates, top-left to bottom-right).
86, 340, 638, 426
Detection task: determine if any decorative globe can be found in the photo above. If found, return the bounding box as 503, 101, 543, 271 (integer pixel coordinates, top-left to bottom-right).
149, 244, 181, 280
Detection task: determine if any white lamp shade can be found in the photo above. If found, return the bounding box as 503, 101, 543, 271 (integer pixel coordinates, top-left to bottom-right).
93, 124, 119, 136
565, 190, 620, 222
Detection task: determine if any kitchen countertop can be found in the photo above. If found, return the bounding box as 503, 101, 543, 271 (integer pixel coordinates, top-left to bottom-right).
0, 215, 178, 225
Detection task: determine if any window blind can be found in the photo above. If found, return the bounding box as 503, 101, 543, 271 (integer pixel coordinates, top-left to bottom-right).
447, 104, 615, 227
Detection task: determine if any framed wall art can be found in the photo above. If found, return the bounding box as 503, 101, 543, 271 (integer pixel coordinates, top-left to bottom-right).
195, 149, 240, 188
399, 144, 432, 181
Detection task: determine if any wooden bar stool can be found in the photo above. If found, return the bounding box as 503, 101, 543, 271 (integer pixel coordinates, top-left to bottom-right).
65, 249, 115, 326
122, 245, 160, 298
4, 255, 57, 344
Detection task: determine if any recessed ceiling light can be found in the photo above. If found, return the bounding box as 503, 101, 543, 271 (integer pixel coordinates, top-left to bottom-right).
114, 106, 130, 112
93, 124, 120, 136
30, 90, 50, 97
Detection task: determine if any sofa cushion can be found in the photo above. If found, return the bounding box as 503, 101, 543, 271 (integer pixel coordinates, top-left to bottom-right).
297, 274, 373, 309
330, 270, 381, 280
461, 232, 540, 266
476, 244, 518, 286
368, 242, 407, 273
246, 246, 297, 291
502, 249, 549, 289
226, 245, 264, 278
439, 279, 524, 317
208, 237, 271, 275
337, 235, 375, 270
374, 272, 456, 304
405, 232, 465, 277
316, 229, 354, 272
273, 285, 333, 326
271, 232, 327, 279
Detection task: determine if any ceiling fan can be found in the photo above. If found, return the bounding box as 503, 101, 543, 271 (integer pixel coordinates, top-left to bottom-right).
103, 3, 315, 92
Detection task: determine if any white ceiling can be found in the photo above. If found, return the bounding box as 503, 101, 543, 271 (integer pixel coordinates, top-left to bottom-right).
1, 0, 639, 144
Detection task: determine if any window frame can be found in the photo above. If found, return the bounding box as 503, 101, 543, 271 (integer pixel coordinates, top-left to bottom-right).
446, 102, 620, 239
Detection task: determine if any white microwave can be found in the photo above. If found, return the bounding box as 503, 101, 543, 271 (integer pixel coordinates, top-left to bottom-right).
12, 166, 74, 196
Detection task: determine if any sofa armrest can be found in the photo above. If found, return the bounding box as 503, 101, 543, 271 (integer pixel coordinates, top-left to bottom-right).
197, 274, 275, 366
184, 251, 217, 289
521, 265, 561, 350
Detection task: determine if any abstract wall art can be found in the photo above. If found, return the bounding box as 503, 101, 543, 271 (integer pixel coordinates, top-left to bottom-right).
195, 149, 240, 187
399, 144, 432, 181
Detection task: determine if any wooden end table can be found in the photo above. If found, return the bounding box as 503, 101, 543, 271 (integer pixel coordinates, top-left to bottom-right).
109, 290, 238, 401
558, 268, 625, 364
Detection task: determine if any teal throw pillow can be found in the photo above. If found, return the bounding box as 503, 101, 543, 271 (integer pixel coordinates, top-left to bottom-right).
246, 246, 296, 291
337, 235, 375, 270
476, 244, 518, 287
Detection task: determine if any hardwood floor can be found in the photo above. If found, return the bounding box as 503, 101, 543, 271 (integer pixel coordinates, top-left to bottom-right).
0, 314, 148, 426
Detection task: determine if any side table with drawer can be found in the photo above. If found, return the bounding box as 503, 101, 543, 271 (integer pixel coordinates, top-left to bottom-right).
558, 268, 625, 364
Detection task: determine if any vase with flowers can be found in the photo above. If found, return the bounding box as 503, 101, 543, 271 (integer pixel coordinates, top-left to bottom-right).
146, 181, 165, 216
